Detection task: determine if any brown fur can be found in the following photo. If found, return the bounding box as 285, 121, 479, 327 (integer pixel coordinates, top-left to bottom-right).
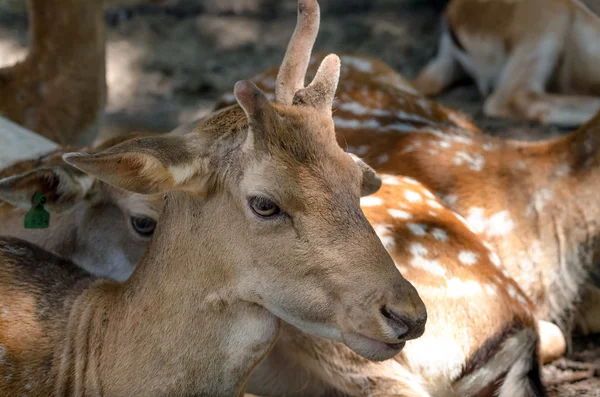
0, 1, 427, 395
246, 178, 543, 397
413, 0, 600, 126
0, 0, 106, 145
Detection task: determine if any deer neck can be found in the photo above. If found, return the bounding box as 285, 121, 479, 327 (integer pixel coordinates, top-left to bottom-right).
58, 191, 280, 396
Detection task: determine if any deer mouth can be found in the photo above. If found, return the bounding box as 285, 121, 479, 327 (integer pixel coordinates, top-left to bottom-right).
343, 332, 407, 361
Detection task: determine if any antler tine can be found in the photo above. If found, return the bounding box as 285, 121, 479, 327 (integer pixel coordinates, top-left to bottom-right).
275, 0, 320, 105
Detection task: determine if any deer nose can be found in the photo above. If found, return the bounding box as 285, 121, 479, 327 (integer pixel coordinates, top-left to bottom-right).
380, 305, 427, 341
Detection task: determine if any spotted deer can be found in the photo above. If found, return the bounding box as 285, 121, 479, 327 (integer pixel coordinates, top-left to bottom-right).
413, 0, 600, 127
216, 52, 600, 359
243, 175, 548, 397
0, 1, 427, 395
0, 0, 107, 145
0, 133, 162, 281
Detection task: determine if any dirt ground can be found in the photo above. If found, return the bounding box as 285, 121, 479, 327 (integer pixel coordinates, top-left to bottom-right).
0, 0, 599, 395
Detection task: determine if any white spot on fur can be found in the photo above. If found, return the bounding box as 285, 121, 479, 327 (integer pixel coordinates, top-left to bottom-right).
431, 228, 448, 242
428, 211, 438, 217
381, 174, 400, 185
341, 55, 373, 73
441, 194, 459, 207
526, 188, 553, 216
374, 224, 395, 250
404, 190, 422, 203
360, 196, 383, 207
409, 242, 428, 257
439, 140, 452, 149
410, 256, 447, 277
453, 151, 485, 171
389, 209, 412, 220
377, 153, 390, 164
402, 177, 420, 185
458, 251, 479, 265
484, 284, 497, 296
489, 252, 502, 268
427, 199, 443, 209
407, 223, 427, 236
447, 277, 483, 296
487, 211, 514, 236
466, 207, 486, 234
1, 309, 7, 318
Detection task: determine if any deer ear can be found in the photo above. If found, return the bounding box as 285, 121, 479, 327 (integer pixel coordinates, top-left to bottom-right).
234, 80, 275, 123
348, 154, 382, 197
0, 164, 94, 213
63, 135, 205, 195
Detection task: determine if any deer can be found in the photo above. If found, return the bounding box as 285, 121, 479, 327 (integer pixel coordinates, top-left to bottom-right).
0, 0, 428, 395
412, 0, 600, 127
0, 132, 163, 282
244, 174, 548, 397
216, 50, 600, 362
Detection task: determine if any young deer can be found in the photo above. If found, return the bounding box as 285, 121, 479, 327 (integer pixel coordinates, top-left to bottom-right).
246, 175, 546, 397
216, 53, 598, 357
413, 0, 600, 127
0, 1, 427, 395
0, 133, 162, 281
0, 0, 106, 145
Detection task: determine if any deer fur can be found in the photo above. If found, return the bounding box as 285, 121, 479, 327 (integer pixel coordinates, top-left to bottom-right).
0, 133, 162, 281
413, 0, 600, 127
245, 176, 545, 397
0, 0, 106, 145
0, 1, 427, 395
216, 52, 600, 361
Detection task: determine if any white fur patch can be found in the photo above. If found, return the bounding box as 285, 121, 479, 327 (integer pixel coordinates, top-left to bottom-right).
453, 151, 485, 172
360, 196, 383, 207
389, 209, 412, 220
431, 228, 448, 242
409, 243, 447, 277
374, 224, 395, 250
427, 199, 443, 209
447, 277, 483, 296
458, 251, 479, 265
381, 174, 400, 185
407, 223, 427, 236
404, 190, 422, 203
341, 55, 374, 73
489, 252, 502, 268
486, 211, 514, 236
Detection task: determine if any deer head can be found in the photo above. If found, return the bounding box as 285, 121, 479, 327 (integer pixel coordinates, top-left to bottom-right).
62, 0, 426, 361
0, 135, 162, 281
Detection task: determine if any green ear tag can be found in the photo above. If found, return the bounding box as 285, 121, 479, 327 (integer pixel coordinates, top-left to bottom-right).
24, 193, 50, 229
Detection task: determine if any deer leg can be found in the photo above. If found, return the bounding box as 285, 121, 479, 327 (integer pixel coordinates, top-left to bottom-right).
575, 284, 600, 335
413, 26, 465, 97
483, 38, 600, 127
538, 320, 567, 364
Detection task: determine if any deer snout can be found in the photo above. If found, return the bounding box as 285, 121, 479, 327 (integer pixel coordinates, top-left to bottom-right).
382, 281, 427, 341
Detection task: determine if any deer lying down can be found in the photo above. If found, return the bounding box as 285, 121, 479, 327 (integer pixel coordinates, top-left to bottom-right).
217, 53, 600, 357
0, 0, 427, 395
245, 176, 546, 397
413, 0, 600, 127
0, 133, 162, 282
0, 0, 107, 145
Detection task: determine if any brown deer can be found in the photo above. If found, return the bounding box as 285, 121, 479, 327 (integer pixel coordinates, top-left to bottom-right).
0, 133, 162, 281
0, 1, 427, 395
0, 0, 106, 145
243, 175, 547, 397
216, 52, 600, 359
413, 0, 600, 127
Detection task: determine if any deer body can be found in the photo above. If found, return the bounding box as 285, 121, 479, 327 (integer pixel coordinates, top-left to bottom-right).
413, 0, 600, 126
0, 1, 428, 395
0, 0, 106, 145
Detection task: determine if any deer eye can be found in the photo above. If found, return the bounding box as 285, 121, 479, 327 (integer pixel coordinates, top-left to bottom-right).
131, 216, 157, 237
248, 196, 281, 218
